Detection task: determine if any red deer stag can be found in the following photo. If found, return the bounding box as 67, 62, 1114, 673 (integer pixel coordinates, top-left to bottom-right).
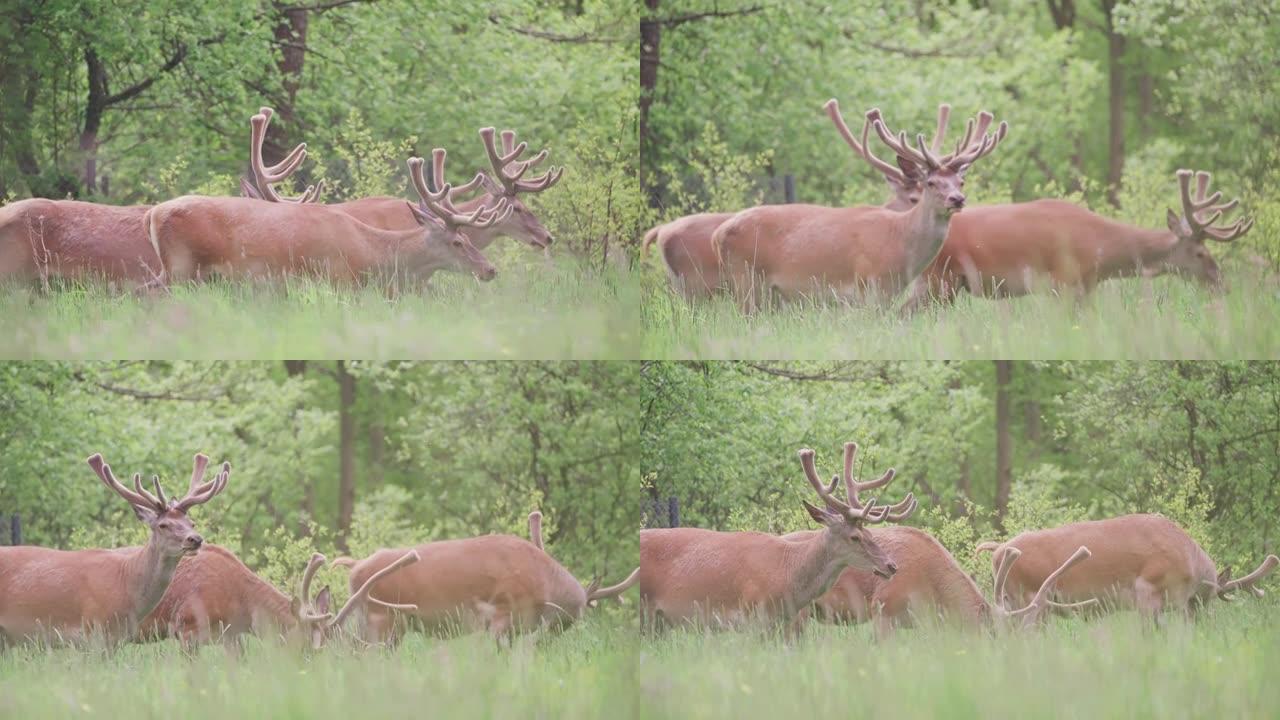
975, 514, 1278, 623
138, 547, 419, 650
715, 103, 1006, 311
641, 99, 941, 302
145, 148, 505, 287
912, 170, 1253, 306
639, 441, 916, 632
329, 518, 638, 644
0, 453, 229, 645
0, 109, 314, 288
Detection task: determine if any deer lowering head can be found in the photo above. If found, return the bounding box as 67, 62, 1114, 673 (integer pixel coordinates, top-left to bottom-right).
991, 545, 1097, 629
473, 128, 563, 249
824, 99, 955, 210
291, 551, 420, 649
87, 452, 230, 559
406, 149, 511, 281
1161, 169, 1254, 287
799, 441, 918, 579
239, 107, 323, 204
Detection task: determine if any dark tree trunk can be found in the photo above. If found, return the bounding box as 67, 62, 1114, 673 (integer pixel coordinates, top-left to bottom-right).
1103, 0, 1126, 206
81, 49, 109, 194
336, 360, 356, 551
995, 361, 1013, 528
639, 0, 660, 205
263, 5, 310, 167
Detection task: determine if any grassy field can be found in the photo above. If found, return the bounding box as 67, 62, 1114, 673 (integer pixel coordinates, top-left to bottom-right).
0, 614, 637, 720
638, 601, 1280, 720
0, 254, 640, 360
641, 266, 1280, 359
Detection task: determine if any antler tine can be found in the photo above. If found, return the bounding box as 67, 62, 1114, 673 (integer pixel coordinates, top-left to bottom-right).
946, 114, 1007, 171
1219, 555, 1279, 599
929, 103, 952, 153
798, 448, 852, 514
1175, 169, 1254, 243
847, 468, 898, 508
841, 442, 858, 487
882, 493, 917, 522
871, 116, 929, 168
330, 551, 421, 629
915, 133, 942, 172
1009, 546, 1092, 619
150, 475, 168, 508
587, 567, 641, 602
500, 129, 516, 155
249, 108, 320, 204
300, 552, 326, 604
186, 453, 210, 496
86, 454, 158, 510
513, 165, 562, 194
824, 99, 904, 182
174, 460, 230, 512
131, 472, 162, 510
528, 511, 544, 550
992, 546, 1022, 610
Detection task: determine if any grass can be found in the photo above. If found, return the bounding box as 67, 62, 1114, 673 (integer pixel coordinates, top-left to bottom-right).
0, 613, 637, 720
638, 601, 1280, 720
641, 265, 1280, 359
0, 253, 641, 360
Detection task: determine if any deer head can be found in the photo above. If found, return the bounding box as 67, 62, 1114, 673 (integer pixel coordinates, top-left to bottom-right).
798, 441, 917, 579
473, 128, 564, 249
291, 551, 420, 649
863, 105, 1007, 215
86, 453, 230, 559
240, 107, 323, 204
1161, 169, 1254, 288
1214, 554, 1279, 601
406, 149, 509, 281
825, 100, 955, 210
992, 545, 1097, 629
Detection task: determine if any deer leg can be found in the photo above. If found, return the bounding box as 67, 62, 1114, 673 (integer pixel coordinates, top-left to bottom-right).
489, 612, 513, 648
1134, 578, 1165, 627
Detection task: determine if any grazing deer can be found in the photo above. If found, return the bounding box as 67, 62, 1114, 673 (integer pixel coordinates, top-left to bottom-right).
796, 525, 1095, 638
140, 548, 418, 650
329, 522, 638, 645
0, 453, 229, 645
145, 148, 505, 287
911, 170, 1254, 306
975, 514, 1278, 623
715, 103, 1006, 311
0, 108, 315, 288
639, 441, 916, 632
641, 99, 933, 302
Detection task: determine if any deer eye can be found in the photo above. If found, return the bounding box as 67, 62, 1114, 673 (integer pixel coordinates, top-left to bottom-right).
451, 238, 464, 247
849, 534, 862, 543
158, 521, 171, 529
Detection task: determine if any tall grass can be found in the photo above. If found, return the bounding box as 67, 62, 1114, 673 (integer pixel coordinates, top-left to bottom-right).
0, 614, 637, 720
0, 254, 641, 360
641, 265, 1280, 359
638, 601, 1280, 720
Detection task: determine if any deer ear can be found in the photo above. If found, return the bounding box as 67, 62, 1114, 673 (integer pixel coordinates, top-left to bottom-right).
314, 586, 332, 614
290, 595, 303, 617
407, 202, 446, 230
1166, 208, 1182, 234
896, 155, 924, 183
802, 500, 833, 526
133, 503, 158, 524
1217, 566, 1232, 587
478, 173, 505, 197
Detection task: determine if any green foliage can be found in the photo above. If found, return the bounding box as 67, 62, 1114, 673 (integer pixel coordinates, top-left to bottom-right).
327, 109, 419, 201
658, 121, 773, 217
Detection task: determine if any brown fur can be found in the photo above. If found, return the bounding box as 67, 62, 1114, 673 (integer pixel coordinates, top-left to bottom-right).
0, 199, 160, 286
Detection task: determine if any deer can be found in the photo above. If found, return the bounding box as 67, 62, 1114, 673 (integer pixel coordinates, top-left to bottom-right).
0, 109, 316, 288
639, 441, 917, 634
714, 102, 1006, 312
144, 147, 506, 288
328, 518, 639, 645
908, 170, 1254, 307
974, 514, 1278, 624
641, 99, 935, 302
139, 547, 419, 651
0, 453, 229, 646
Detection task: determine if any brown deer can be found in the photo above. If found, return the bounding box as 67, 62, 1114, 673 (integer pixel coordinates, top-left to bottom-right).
145, 148, 505, 287
140, 548, 418, 650
639, 441, 917, 632
0, 453, 229, 645
641, 99, 935, 302
329, 522, 638, 644
0, 109, 314, 288
975, 514, 1278, 623
796, 525, 1096, 638
715, 103, 1006, 311
911, 170, 1253, 306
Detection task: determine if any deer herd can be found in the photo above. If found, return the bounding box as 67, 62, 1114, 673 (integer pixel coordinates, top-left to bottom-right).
0, 452, 637, 651
0, 108, 563, 290
644, 99, 1254, 312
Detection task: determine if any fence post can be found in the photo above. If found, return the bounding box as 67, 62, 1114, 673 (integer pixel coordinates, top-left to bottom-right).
10, 513, 20, 545
667, 496, 680, 528
783, 174, 796, 203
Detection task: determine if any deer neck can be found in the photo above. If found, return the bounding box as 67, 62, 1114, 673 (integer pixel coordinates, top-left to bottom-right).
781, 528, 851, 611
1097, 226, 1178, 280
364, 226, 455, 276
122, 538, 183, 623
899, 193, 953, 286
248, 578, 297, 632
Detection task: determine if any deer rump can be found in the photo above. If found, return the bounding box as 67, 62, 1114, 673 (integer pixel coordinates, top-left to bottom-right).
343, 535, 589, 638
0, 199, 159, 284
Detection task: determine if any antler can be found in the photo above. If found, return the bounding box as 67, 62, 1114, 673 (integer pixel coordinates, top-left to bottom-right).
798, 443, 916, 524
330, 550, 421, 629
586, 567, 640, 602
870, 106, 1006, 173
825, 99, 906, 184
298, 553, 332, 622
407, 151, 513, 230
1174, 170, 1254, 243
173, 456, 230, 512
247, 107, 323, 204
996, 546, 1097, 625
86, 454, 165, 513
479, 127, 563, 196
528, 511, 544, 550
1218, 554, 1279, 600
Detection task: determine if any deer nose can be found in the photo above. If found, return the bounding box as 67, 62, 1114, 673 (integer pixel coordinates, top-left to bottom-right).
479, 266, 497, 282
947, 193, 966, 209
184, 534, 203, 550
885, 561, 899, 575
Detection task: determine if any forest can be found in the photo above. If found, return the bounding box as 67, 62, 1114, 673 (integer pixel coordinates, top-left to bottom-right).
640, 361, 1280, 574
0, 361, 639, 586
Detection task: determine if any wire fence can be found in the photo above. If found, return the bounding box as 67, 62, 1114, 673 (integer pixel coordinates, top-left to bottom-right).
641, 497, 681, 529
0, 513, 22, 545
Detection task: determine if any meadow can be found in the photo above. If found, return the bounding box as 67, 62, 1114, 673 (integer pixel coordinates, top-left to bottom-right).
638, 601, 1280, 720
0, 254, 641, 360
640, 263, 1280, 359
0, 613, 638, 720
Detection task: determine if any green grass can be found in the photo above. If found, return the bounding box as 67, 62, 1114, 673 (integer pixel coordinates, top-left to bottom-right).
0, 614, 637, 720
0, 254, 640, 360
641, 266, 1280, 359
638, 601, 1280, 720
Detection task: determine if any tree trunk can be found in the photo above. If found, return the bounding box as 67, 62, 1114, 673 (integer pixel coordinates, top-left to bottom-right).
1103, 0, 1126, 206
995, 361, 1013, 528
264, 5, 310, 167
80, 48, 109, 194
336, 360, 356, 551
639, 0, 661, 205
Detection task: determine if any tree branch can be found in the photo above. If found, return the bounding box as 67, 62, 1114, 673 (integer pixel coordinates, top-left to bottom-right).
487, 12, 625, 44
103, 43, 188, 108
657, 6, 764, 28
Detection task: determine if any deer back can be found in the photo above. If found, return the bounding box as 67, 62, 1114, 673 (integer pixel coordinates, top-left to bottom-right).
139, 544, 293, 642
0, 199, 158, 284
